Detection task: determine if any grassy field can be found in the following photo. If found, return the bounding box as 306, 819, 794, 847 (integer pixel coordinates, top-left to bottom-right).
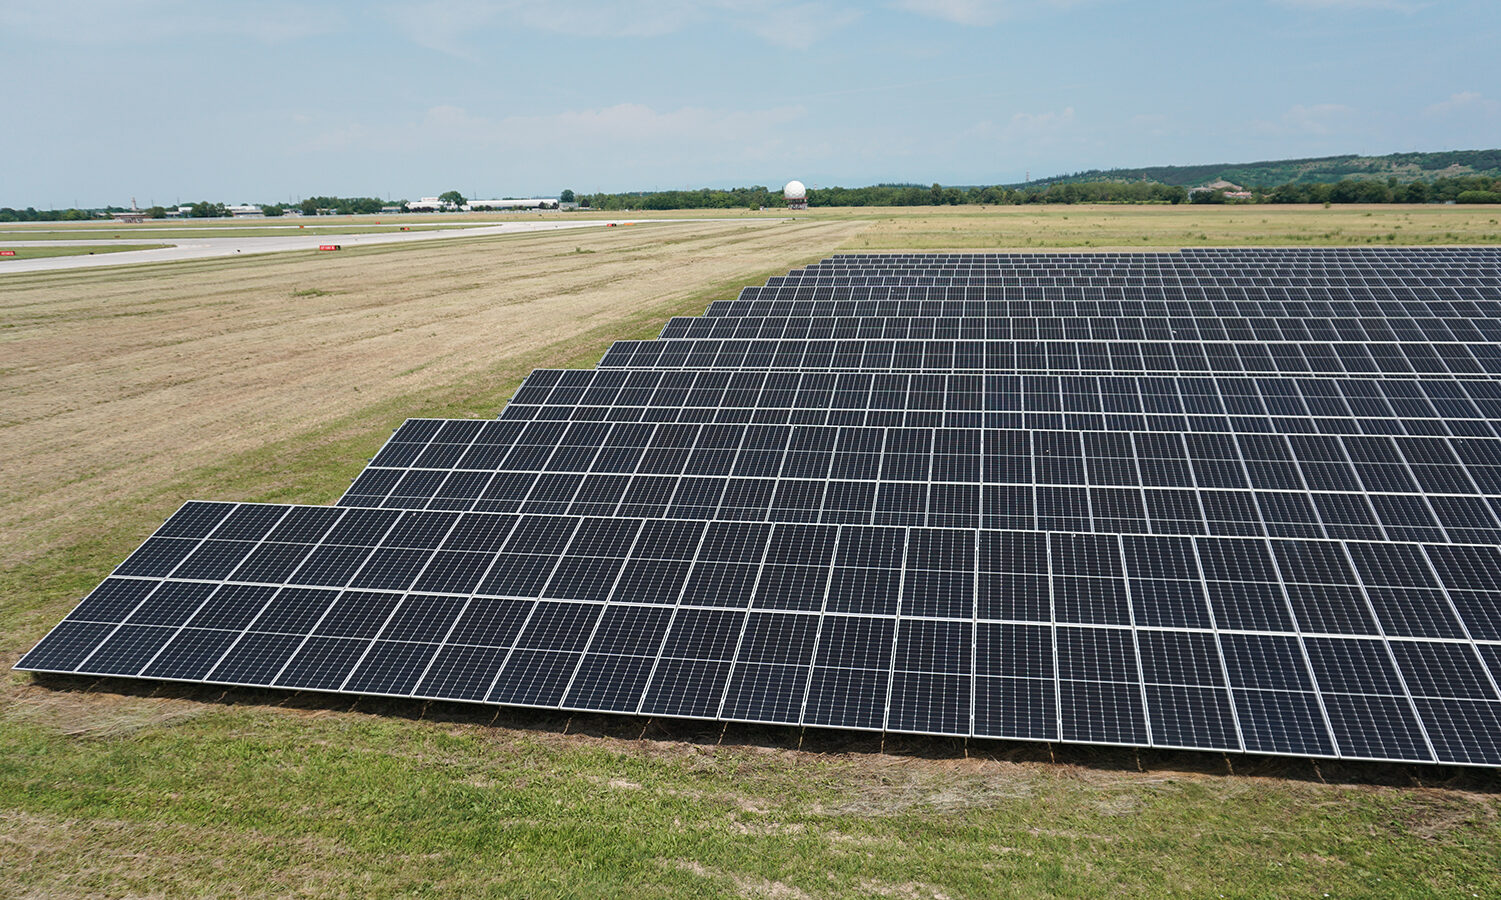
9, 201, 1501, 248
0, 244, 170, 259
0, 224, 500, 241
837, 202, 1501, 249
3, 206, 1499, 897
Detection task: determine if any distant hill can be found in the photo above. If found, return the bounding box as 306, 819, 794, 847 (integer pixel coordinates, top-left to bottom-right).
1016, 149, 1501, 189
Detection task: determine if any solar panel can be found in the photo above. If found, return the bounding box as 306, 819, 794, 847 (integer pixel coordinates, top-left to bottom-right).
659, 314, 1501, 342
18, 248, 1501, 767
338, 426, 1501, 540
595, 337, 1501, 376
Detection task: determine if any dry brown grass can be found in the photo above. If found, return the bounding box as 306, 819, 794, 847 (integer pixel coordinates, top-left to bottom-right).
0, 217, 859, 573
836, 203, 1501, 250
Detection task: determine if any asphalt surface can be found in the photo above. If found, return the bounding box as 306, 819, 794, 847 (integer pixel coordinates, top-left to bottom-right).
0, 219, 656, 274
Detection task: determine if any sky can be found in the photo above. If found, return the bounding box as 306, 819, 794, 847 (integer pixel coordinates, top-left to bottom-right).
2, 0, 1498, 208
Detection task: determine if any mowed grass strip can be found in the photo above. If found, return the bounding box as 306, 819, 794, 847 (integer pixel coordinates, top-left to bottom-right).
10, 202, 1498, 247
0, 227, 501, 241
830, 202, 1501, 249
2, 206, 1499, 897
0, 244, 172, 259
3, 692, 1498, 898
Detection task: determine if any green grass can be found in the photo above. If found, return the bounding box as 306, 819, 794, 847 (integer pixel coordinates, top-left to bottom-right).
12, 205, 1500, 250
0, 244, 170, 259
3, 214, 1500, 897
827, 203, 1501, 249
5, 695, 1496, 898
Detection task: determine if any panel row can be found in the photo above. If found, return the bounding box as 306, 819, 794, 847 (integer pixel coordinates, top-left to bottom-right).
661, 314, 1501, 343
343, 420, 1501, 541
709, 292, 1501, 317
35, 502, 1501, 637
343, 467, 1501, 542
792, 264, 1501, 277
763, 276, 1501, 289
791, 268, 1501, 279
379, 417, 1501, 484
810, 249, 1501, 270
507, 370, 1501, 436
836, 248, 1501, 259
20, 502, 1501, 764
596, 339, 1501, 377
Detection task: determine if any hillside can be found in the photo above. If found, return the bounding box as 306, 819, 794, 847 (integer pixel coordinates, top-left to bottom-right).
1021, 149, 1501, 188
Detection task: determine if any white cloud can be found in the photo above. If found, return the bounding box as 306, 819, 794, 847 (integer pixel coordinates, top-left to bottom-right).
736, 2, 864, 49
1130, 113, 1171, 138
306, 101, 823, 191
1252, 103, 1357, 136
446, 101, 806, 142
1284, 103, 1356, 134
891, 0, 1090, 26
301, 102, 809, 161
1271, 0, 1423, 12
1424, 91, 1501, 117
1005, 105, 1077, 137
386, 0, 692, 53
964, 106, 1078, 144
384, 1, 860, 55
0, 0, 342, 44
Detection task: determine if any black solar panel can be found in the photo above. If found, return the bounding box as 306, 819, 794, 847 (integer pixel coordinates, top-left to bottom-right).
19, 501, 1501, 762
659, 314, 1501, 342
596, 337, 1501, 376
18, 248, 1501, 766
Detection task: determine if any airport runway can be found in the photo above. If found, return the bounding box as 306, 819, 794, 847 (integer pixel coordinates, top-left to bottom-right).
0, 219, 673, 274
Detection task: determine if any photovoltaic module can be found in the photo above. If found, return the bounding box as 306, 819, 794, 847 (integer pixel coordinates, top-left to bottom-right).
18, 248, 1501, 766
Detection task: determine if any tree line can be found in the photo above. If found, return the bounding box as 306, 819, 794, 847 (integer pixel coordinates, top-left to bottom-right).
578, 176, 1500, 210
576, 182, 1192, 209
3, 176, 1499, 223
1256, 176, 1500, 205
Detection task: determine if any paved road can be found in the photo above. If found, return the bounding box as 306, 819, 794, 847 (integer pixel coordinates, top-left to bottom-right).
0, 219, 677, 274
0, 221, 488, 236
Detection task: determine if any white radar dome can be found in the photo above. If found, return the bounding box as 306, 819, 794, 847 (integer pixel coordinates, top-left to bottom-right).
783, 180, 807, 200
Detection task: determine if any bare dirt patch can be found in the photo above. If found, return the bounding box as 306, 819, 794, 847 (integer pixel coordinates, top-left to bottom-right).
668, 858, 815, 899
0, 809, 363, 899
2, 683, 206, 739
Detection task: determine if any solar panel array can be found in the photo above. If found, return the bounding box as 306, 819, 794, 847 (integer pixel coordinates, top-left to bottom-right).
19, 248, 1501, 766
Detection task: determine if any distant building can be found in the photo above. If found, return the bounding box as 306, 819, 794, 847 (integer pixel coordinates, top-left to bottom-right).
407, 196, 561, 212
784, 180, 808, 211
227, 205, 263, 218
466, 198, 559, 210
111, 198, 147, 223
380, 205, 403, 215
1190, 179, 1252, 201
